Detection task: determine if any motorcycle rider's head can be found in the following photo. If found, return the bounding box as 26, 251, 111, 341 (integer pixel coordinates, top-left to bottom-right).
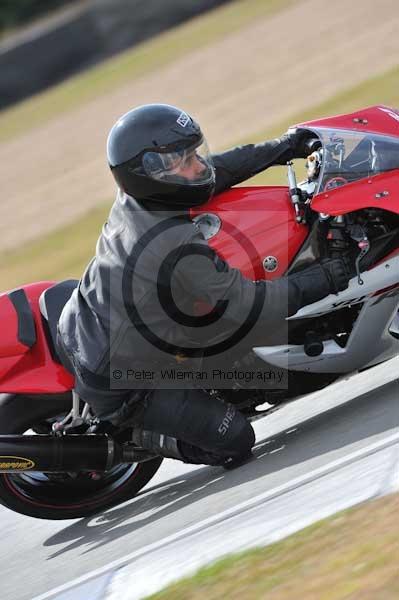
107, 103, 216, 209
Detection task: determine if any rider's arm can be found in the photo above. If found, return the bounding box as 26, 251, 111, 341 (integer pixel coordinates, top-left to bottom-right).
212, 129, 314, 195
173, 230, 349, 334
213, 135, 294, 195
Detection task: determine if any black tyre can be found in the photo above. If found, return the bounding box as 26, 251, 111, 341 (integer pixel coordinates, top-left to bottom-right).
0, 394, 163, 520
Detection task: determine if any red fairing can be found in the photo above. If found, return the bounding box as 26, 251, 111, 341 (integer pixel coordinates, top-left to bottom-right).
311, 169, 399, 216
191, 186, 309, 279
0, 282, 74, 394
296, 105, 399, 138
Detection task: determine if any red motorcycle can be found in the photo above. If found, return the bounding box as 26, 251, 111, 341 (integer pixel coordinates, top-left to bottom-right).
1, 105, 398, 519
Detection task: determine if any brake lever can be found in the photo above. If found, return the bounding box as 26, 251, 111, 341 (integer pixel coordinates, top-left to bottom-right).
346, 224, 370, 285
354, 239, 370, 285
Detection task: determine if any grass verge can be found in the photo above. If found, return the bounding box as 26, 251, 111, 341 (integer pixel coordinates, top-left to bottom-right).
1, 64, 399, 290
147, 492, 399, 600
0, 0, 295, 143
0, 204, 110, 290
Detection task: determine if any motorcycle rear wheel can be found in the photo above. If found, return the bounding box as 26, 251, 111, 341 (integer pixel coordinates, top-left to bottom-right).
0, 394, 163, 520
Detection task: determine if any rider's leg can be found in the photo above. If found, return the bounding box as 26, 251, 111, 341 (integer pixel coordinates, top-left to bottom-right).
56, 336, 254, 466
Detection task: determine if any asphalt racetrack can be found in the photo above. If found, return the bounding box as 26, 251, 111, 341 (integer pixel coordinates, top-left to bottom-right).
1, 358, 398, 600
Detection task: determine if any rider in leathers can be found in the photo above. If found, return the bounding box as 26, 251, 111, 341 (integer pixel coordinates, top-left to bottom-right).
57, 104, 351, 468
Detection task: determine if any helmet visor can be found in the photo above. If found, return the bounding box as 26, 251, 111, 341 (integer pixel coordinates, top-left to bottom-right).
141, 140, 215, 187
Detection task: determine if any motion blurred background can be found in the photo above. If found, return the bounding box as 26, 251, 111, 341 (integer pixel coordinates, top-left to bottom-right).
1, 0, 399, 290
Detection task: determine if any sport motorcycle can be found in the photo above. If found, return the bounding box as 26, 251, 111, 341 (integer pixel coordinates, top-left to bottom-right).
0, 104, 398, 519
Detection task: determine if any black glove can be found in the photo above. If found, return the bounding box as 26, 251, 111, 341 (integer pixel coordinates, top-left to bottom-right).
285, 128, 320, 159
320, 257, 352, 294
287, 258, 352, 315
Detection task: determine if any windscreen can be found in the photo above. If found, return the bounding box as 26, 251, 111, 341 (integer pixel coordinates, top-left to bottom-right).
315, 128, 399, 193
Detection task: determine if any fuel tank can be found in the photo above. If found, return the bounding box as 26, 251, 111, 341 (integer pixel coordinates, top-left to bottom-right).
191, 186, 309, 280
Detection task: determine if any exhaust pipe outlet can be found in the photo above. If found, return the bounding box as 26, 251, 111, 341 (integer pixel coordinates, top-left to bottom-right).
0, 434, 123, 473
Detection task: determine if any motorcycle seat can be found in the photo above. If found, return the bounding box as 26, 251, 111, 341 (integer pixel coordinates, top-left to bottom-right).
39, 279, 78, 363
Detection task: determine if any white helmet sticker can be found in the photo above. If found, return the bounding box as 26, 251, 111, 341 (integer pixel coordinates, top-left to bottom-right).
177, 112, 190, 127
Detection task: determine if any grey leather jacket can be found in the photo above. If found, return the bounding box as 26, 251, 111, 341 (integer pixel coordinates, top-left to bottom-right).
58, 137, 328, 389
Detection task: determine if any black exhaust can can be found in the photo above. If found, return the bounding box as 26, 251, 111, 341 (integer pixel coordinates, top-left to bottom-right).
0, 434, 122, 473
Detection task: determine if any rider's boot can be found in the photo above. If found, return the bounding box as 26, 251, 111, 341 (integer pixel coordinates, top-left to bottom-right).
131, 428, 226, 466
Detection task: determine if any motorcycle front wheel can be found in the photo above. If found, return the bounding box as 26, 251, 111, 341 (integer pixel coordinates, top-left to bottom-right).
0, 394, 163, 520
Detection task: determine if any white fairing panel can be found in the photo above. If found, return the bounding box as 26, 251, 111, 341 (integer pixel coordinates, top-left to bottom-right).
254, 255, 399, 373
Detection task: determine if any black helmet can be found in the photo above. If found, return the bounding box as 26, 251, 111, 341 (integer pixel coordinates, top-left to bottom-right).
107, 104, 216, 208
